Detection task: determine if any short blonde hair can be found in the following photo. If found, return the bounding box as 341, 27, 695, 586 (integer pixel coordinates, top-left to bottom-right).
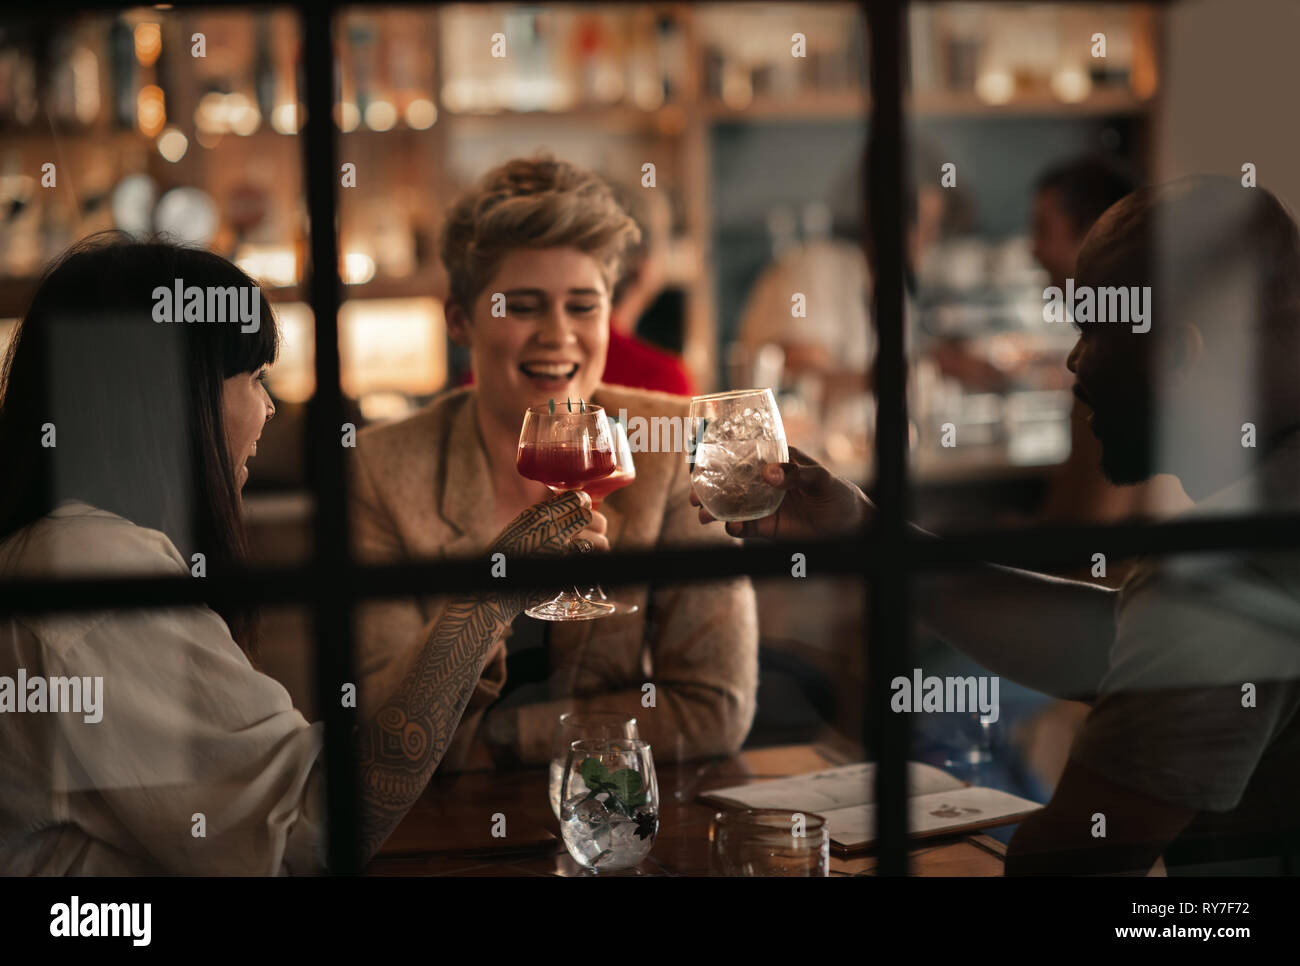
439, 154, 642, 314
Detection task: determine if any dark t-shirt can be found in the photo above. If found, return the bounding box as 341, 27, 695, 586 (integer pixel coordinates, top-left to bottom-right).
495, 615, 550, 707
1070, 444, 1300, 870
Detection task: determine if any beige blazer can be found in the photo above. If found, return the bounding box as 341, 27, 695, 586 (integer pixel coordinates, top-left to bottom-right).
348, 384, 758, 769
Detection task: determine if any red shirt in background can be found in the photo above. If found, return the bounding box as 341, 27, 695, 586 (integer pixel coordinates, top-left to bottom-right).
601, 328, 695, 396
458, 322, 695, 396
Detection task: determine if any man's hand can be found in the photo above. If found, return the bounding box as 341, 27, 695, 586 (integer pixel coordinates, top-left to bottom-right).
1005, 756, 1196, 875
690, 446, 873, 540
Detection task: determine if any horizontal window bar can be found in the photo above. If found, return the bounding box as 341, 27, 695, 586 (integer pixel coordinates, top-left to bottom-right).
5, 511, 1300, 616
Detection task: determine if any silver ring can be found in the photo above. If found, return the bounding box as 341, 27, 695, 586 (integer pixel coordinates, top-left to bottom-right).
573, 538, 594, 554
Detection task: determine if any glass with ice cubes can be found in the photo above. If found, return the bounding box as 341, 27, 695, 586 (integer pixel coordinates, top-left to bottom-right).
687, 389, 789, 522
548, 711, 640, 820
559, 738, 659, 873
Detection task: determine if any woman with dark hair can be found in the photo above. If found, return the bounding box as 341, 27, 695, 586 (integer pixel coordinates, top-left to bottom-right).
0, 234, 600, 873
0, 234, 279, 653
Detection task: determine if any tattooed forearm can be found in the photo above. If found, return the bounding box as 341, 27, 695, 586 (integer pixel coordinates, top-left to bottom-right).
354, 490, 590, 863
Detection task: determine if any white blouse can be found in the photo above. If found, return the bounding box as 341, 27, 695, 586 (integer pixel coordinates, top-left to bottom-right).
0, 501, 325, 875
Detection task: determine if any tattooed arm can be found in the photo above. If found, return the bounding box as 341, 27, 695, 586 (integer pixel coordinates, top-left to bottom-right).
354, 489, 593, 863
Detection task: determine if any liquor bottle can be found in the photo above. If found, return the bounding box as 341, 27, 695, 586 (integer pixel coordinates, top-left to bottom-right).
109, 16, 136, 129
654, 14, 685, 103
254, 14, 276, 120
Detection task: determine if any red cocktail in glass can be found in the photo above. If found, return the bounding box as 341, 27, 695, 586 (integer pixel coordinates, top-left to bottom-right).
581, 466, 634, 507
516, 404, 617, 621
517, 442, 616, 491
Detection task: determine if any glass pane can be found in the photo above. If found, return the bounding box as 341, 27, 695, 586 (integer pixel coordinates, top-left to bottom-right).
333, 0, 871, 556
905, 3, 1170, 541
323, 0, 873, 875
358, 576, 860, 877
0, 599, 323, 874
0, 6, 319, 874
898, 0, 1300, 878
905, 1, 1300, 543
912, 546, 1300, 875
0, 6, 315, 567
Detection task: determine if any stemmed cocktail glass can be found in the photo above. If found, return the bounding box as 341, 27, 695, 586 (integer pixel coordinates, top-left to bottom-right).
577, 418, 638, 616
516, 403, 616, 621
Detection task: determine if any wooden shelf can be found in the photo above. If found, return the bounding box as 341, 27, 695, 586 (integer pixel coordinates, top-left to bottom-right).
0, 271, 446, 318
0, 4, 1162, 409
262, 271, 444, 305
909, 87, 1152, 117
704, 90, 867, 122
702, 87, 1151, 122
441, 103, 691, 136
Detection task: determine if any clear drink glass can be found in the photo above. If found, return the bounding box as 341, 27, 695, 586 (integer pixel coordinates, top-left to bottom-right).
516, 403, 616, 621
559, 738, 659, 873
548, 711, 640, 820
708, 809, 830, 876
687, 388, 789, 522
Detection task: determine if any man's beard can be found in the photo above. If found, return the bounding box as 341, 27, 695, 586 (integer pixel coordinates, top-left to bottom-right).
1093, 408, 1155, 485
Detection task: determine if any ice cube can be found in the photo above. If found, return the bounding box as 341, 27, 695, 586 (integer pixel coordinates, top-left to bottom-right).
574, 799, 609, 829
607, 814, 639, 849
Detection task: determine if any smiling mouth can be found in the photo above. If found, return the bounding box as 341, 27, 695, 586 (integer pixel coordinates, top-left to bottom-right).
519, 362, 579, 380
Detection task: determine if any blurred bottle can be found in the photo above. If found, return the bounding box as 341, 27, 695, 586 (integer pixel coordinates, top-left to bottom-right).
49, 30, 80, 125
626, 14, 663, 110
254, 15, 276, 121
572, 13, 621, 106
348, 16, 377, 121
655, 14, 685, 103
109, 17, 136, 129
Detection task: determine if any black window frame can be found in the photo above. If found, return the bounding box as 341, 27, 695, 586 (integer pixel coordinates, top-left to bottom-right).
3, 0, 1290, 877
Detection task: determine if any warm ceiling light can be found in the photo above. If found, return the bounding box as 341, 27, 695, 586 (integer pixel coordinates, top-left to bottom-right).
974, 67, 1015, 105
156, 126, 188, 162
1050, 64, 1092, 104
404, 98, 437, 130
440, 80, 470, 114
363, 99, 397, 131
134, 23, 162, 68
195, 91, 228, 133
137, 84, 166, 137
226, 92, 261, 135
343, 252, 376, 285
271, 103, 299, 134
334, 101, 360, 132
720, 62, 753, 110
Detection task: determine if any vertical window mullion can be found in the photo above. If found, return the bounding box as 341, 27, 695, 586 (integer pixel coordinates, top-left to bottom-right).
299, 1, 360, 876
866, 0, 910, 877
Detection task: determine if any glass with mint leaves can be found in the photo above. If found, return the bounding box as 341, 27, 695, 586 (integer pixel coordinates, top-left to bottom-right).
549, 712, 640, 820
559, 738, 659, 873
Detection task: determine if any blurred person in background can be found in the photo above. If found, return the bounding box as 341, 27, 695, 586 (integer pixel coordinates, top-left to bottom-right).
601, 178, 696, 395
1030, 157, 1191, 541
735, 197, 876, 380
734, 151, 963, 427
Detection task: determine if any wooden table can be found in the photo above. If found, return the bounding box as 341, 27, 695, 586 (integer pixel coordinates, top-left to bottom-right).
367, 743, 1008, 876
